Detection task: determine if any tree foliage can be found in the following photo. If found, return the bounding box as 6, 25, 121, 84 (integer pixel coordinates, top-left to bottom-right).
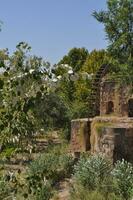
93, 0, 133, 65
81, 49, 110, 74
0, 42, 51, 149
58, 47, 88, 72
53, 49, 112, 121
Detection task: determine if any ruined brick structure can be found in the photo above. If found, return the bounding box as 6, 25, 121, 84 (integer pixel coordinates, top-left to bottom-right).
71, 76, 133, 163
100, 79, 133, 117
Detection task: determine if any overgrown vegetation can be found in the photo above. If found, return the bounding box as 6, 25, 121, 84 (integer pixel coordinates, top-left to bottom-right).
0, 144, 75, 200
0, 0, 132, 199
71, 156, 133, 200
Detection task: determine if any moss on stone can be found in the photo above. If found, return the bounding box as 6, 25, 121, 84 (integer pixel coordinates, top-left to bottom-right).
94, 122, 113, 135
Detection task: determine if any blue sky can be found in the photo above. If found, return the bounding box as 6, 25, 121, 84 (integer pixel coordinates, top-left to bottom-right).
0, 0, 107, 64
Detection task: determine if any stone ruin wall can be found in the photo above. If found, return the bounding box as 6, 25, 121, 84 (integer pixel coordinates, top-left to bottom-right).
70, 80, 133, 163
70, 119, 91, 155
91, 117, 133, 163
100, 80, 133, 117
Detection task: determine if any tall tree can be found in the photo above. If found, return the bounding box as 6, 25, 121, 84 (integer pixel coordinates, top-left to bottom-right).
81, 49, 110, 74
93, 0, 133, 64
0, 42, 51, 149
58, 47, 88, 72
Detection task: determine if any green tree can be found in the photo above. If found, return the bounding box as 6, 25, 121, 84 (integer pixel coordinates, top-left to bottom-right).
53, 49, 111, 121
32, 92, 69, 130
58, 47, 88, 72
81, 49, 110, 74
0, 42, 51, 150
93, 0, 133, 64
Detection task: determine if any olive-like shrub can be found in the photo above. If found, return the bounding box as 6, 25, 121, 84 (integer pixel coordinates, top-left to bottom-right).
73, 154, 111, 190
112, 159, 133, 200
72, 156, 133, 200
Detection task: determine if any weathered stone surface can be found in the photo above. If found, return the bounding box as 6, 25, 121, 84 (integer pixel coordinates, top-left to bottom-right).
70, 78, 133, 163
70, 118, 91, 153
100, 80, 133, 117
91, 117, 133, 163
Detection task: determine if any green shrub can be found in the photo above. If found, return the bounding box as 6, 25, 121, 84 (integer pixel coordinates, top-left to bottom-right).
0, 146, 16, 161
70, 184, 122, 200
26, 179, 52, 200
28, 153, 59, 184
0, 169, 53, 200
0, 176, 12, 200
28, 145, 74, 184
59, 153, 74, 178
34, 183, 52, 200
74, 154, 112, 190
72, 157, 133, 200
112, 159, 133, 200
26, 145, 74, 199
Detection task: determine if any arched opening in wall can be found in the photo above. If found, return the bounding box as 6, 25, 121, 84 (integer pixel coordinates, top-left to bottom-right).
128, 99, 133, 117
106, 101, 114, 114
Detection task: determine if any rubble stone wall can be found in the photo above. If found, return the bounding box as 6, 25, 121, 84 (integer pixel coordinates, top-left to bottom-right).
91, 117, 133, 163
100, 81, 133, 117
70, 118, 91, 153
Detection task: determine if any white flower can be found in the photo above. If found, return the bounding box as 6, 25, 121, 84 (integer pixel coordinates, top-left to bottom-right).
68, 69, 73, 75
4, 60, 10, 67
61, 64, 69, 68
17, 74, 22, 78
12, 138, 15, 143
15, 136, 19, 142
64, 64, 69, 68
57, 75, 62, 80
9, 171, 14, 180
87, 74, 92, 79
43, 176, 47, 185
52, 78, 58, 83
29, 69, 34, 74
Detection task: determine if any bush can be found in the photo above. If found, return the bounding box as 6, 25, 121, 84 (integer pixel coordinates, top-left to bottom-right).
73, 154, 112, 190
112, 159, 133, 200
28, 152, 59, 184
28, 180, 53, 200
26, 145, 74, 200
70, 184, 122, 200
0, 169, 53, 200
0, 176, 12, 200
72, 156, 133, 200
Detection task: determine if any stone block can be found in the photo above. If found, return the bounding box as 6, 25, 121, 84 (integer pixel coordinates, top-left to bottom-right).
91, 116, 133, 163
70, 118, 91, 154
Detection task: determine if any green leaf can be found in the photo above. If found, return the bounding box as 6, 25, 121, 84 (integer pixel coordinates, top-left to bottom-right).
3, 71, 8, 77
36, 91, 42, 98
0, 79, 4, 89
